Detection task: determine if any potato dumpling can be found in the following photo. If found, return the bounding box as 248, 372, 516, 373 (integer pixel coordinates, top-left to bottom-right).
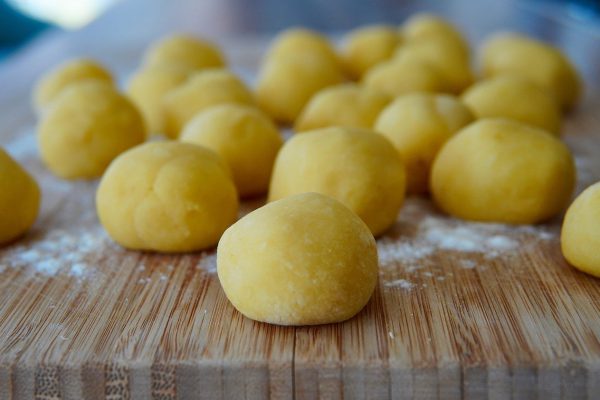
462, 75, 562, 135
0, 148, 40, 245
269, 126, 406, 236
375, 93, 474, 194
561, 182, 600, 278
162, 69, 254, 138
431, 118, 575, 224
218, 192, 378, 325
180, 104, 283, 198
295, 83, 390, 132
33, 58, 113, 113
402, 13, 469, 58
341, 25, 402, 79
97, 142, 238, 253
143, 34, 225, 71
480, 33, 582, 110
264, 27, 340, 68
38, 81, 146, 179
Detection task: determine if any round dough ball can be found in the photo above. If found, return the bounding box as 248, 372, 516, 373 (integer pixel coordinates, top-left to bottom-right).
97, 141, 238, 252
268, 126, 406, 236
375, 93, 474, 194
33, 58, 113, 112
462, 75, 562, 135
402, 13, 469, 58
295, 83, 390, 132
162, 69, 254, 138
341, 25, 402, 79
480, 33, 581, 110
143, 34, 225, 71
0, 148, 40, 244
264, 28, 339, 68
217, 192, 378, 325
431, 118, 575, 224
180, 104, 283, 198
38, 81, 146, 179
561, 182, 600, 277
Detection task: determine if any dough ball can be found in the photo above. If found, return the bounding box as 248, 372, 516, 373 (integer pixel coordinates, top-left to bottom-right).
0, 148, 40, 244
143, 34, 225, 71
375, 93, 474, 194
180, 104, 283, 198
126, 65, 191, 135
431, 118, 575, 224
295, 83, 390, 132
480, 33, 581, 110
341, 25, 402, 79
38, 81, 146, 179
268, 126, 405, 236
33, 58, 113, 113
402, 13, 469, 58
162, 69, 254, 138
462, 75, 562, 135
561, 182, 600, 277
264, 28, 339, 68
97, 142, 238, 252
217, 192, 378, 325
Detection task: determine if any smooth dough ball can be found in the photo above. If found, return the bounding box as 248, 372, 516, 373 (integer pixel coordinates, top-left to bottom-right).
462, 75, 562, 135
0, 149, 40, 244
295, 83, 390, 132
264, 28, 340, 68
180, 104, 283, 198
268, 126, 406, 236
38, 81, 146, 179
217, 192, 378, 325
375, 93, 474, 194
561, 182, 600, 277
480, 33, 582, 110
431, 118, 575, 224
402, 13, 469, 58
341, 25, 402, 79
162, 69, 254, 138
33, 58, 113, 112
97, 141, 238, 252
143, 34, 225, 71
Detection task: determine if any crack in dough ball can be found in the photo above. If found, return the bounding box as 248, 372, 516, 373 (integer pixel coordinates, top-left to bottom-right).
217, 192, 378, 325
341, 25, 402, 79
143, 34, 225, 71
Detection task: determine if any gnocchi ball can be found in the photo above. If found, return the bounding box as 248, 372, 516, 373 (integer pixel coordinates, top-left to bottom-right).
431, 118, 575, 224
295, 83, 390, 132
341, 25, 402, 79
38, 81, 146, 179
97, 142, 238, 253
126, 65, 191, 135
402, 13, 469, 58
143, 34, 225, 71
33, 58, 113, 112
268, 126, 406, 236
462, 75, 562, 135
217, 192, 378, 325
480, 33, 582, 110
561, 182, 600, 277
264, 28, 340, 68
0, 148, 40, 245
180, 104, 283, 198
375, 93, 474, 194
162, 69, 254, 138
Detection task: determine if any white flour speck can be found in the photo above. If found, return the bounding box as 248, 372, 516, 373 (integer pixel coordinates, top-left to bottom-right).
384, 279, 415, 290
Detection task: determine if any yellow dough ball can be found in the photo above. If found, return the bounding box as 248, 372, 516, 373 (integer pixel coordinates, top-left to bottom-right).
33, 58, 113, 112
143, 34, 225, 71
561, 182, 600, 277
341, 25, 402, 79
97, 142, 238, 252
126, 65, 191, 135
431, 118, 575, 224
38, 81, 146, 179
268, 126, 405, 236
180, 104, 283, 198
402, 13, 469, 58
264, 28, 340, 68
295, 83, 390, 132
480, 33, 582, 110
462, 75, 562, 135
0, 149, 40, 244
217, 192, 378, 325
375, 93, 474, 194
162, 69, 254, 138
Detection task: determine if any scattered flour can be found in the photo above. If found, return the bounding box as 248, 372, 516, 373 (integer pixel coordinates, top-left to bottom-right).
197, 252, 217, 274
384, 279, 415, 290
